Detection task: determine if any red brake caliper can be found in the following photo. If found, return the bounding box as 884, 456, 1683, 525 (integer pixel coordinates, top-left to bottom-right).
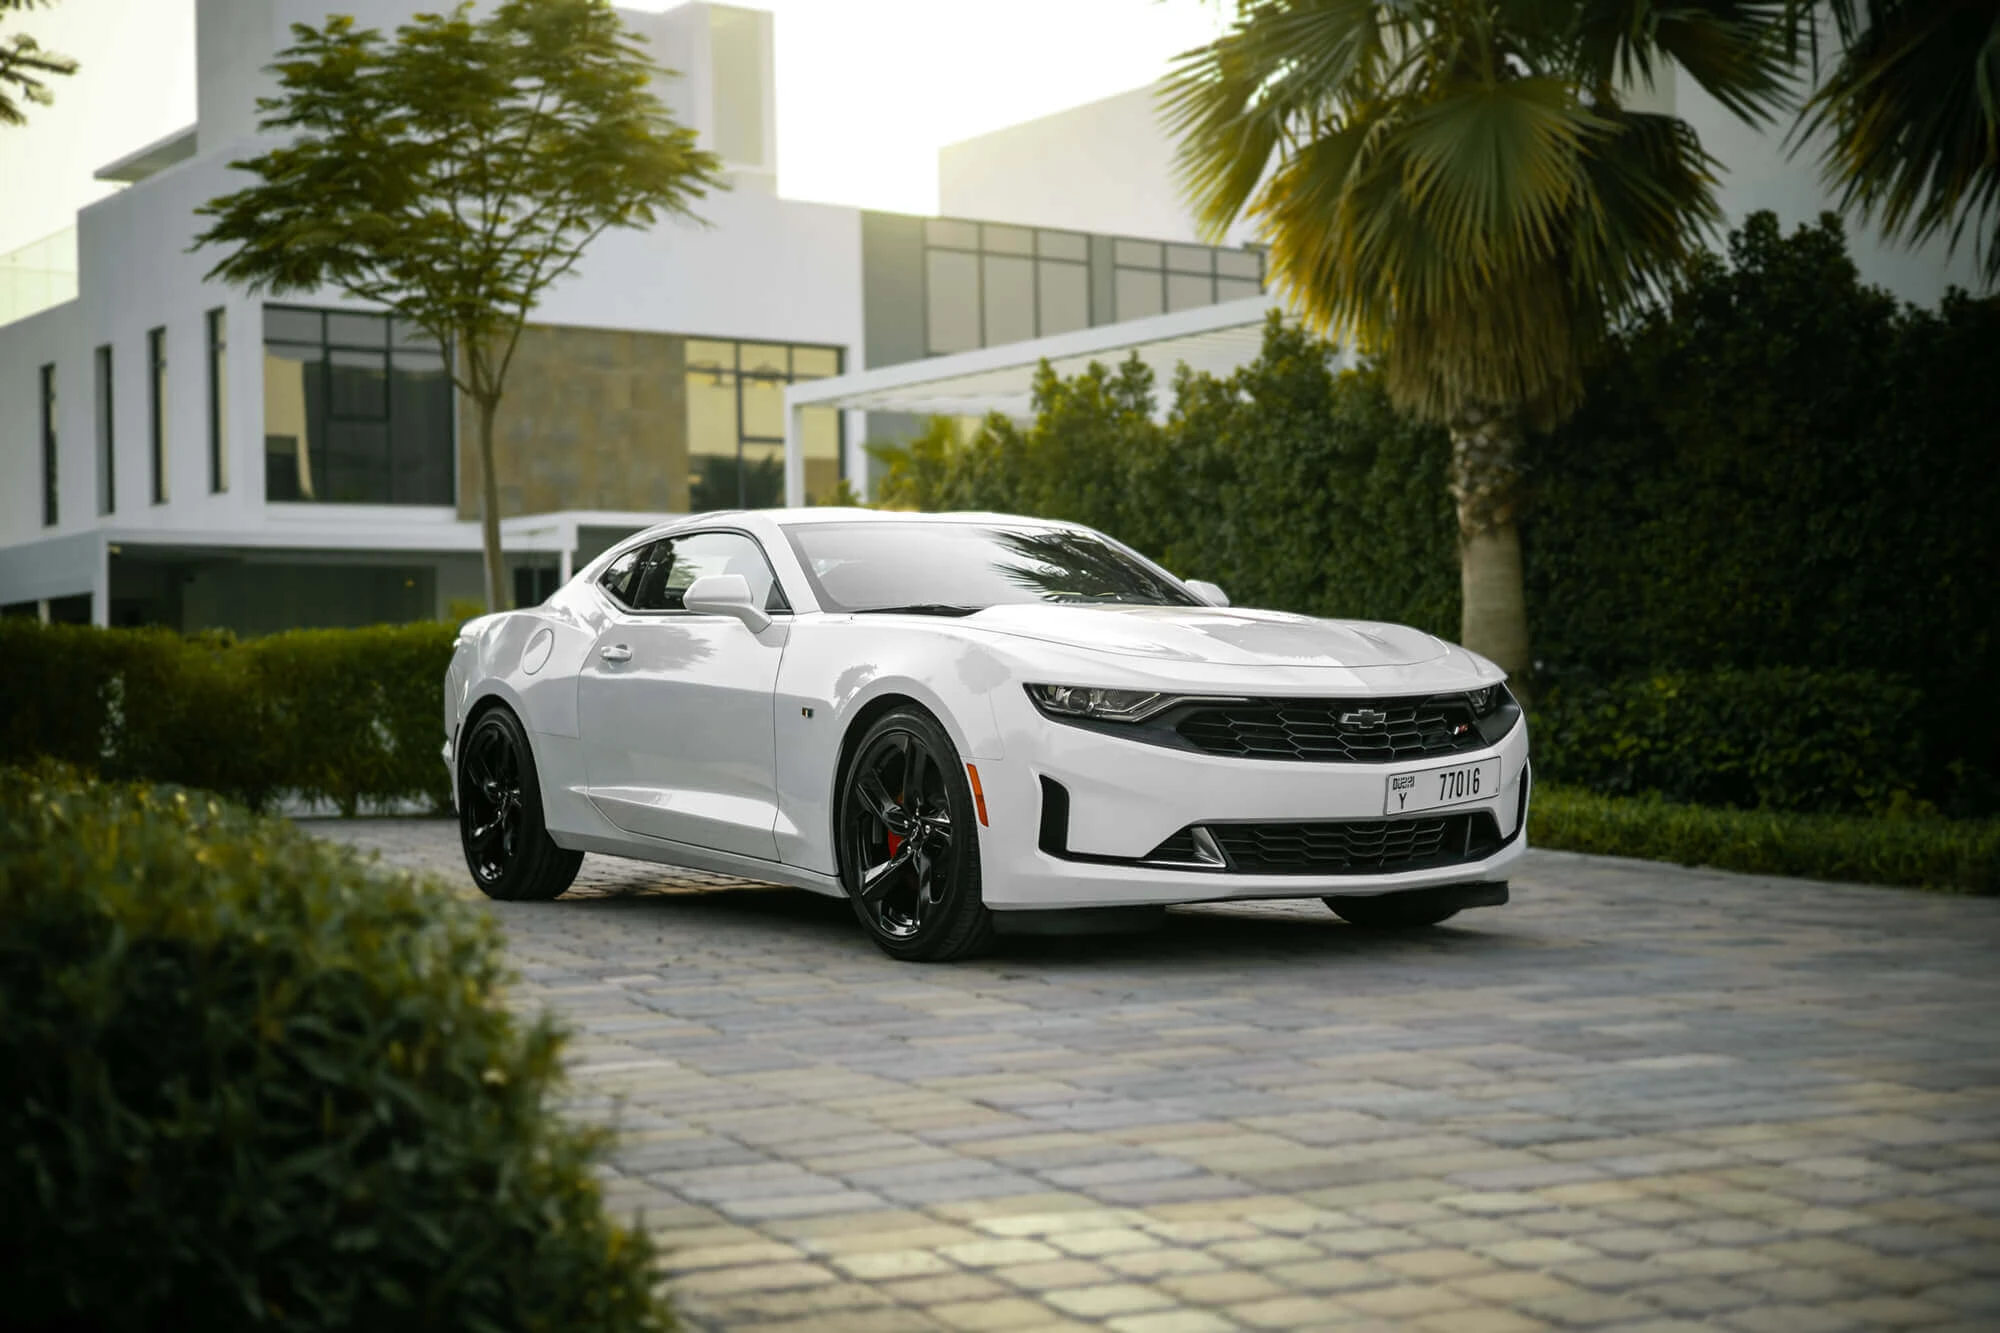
885, 787, 906, 858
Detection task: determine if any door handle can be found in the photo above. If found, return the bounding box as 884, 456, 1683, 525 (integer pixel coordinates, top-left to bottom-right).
599, 644, 633, 663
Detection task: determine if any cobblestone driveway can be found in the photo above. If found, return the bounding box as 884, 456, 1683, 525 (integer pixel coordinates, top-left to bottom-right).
312, 820, 2000, 1333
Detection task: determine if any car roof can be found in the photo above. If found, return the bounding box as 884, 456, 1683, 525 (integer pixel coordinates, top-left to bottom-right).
762, 508, 1074, 529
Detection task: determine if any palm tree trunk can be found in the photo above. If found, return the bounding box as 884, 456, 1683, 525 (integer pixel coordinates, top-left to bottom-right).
476, 393, 506, 612
1448, 404, 1531, 689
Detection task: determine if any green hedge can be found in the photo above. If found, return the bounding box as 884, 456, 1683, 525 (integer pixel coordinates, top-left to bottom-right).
1531, 667, 1925, 814
1530, 785, 2000, 895
0, 767, 672, 1331
0, 620, 456, 815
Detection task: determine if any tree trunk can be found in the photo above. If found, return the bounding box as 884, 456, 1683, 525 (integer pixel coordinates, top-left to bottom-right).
476, 393, 506, 612
1448, 404, 1532, 691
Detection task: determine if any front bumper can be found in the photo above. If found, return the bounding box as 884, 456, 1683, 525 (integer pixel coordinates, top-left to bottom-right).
973, 691, 1531, 911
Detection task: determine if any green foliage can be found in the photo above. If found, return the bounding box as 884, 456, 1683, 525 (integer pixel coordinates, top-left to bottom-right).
0, 0, 76, 127
1801, 0, 2000, 286
0, 768, 672, 1331
1531, 785, 2000, 895
1532, 668, 1925, 814
0, 620, 458, 815
1527, 213, 2000, 812
871, 315, 1460, 634
1161, 0, 1793, 430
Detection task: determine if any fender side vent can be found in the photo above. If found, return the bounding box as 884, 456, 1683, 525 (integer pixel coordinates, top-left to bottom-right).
1037, 776, 1071, 856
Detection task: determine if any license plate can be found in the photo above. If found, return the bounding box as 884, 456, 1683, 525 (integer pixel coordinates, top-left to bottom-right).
1385, 759, 1498, 815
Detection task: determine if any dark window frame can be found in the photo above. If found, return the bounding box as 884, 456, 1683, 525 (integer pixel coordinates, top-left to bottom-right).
95, 344, 114, 516
39, 363, 57, 527
207, 307, 228, 494
262, 304, 456, 506
683, 339, 845, 510
147, 326, 167, 505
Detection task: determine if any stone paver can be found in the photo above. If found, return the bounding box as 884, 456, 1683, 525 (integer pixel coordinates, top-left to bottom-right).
311, 819, 2000, 1332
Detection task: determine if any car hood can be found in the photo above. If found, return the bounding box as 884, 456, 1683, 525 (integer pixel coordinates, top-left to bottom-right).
964, 603, 1453, 668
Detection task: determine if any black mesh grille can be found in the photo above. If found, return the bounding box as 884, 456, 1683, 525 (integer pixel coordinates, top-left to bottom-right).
1175, 696, 1486, 763
1184, 812, 1502, 875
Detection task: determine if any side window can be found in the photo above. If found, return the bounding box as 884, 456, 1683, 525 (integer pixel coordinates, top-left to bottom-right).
629, 532, 789, 614
596, 541, 655, 609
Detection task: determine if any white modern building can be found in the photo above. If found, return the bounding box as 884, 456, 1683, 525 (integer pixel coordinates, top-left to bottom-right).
0, 0, 1270, 631
1, 0, 1982, 633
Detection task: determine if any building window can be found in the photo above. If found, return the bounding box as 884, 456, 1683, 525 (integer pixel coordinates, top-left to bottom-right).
39, 363, 57, 527
95, 345, 114, 516
923, 219, 1096, 355
1113, 237, 1267, 321
207, 308, 228, 493
147, 326, 167, 504
684, 338, 843, 510
262, 305, 454, 505
920, 219, 1265, 355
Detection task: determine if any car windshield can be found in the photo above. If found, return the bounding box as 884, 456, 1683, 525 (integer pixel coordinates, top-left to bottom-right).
786, 521, 1201, 614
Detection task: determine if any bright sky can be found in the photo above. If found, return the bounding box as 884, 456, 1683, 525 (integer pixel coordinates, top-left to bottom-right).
0, 0, 1230, 256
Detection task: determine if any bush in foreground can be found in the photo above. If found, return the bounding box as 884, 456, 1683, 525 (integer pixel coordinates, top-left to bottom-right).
1530, 785, 1999, 895
0, 768, 671, 1332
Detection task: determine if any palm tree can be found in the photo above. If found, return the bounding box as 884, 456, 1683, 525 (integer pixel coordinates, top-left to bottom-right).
1796, 0, 2000, 288
1162, 0, 1795, 684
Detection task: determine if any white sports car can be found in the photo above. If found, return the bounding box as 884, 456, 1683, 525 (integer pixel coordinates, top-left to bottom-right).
443, 509, 1530, 960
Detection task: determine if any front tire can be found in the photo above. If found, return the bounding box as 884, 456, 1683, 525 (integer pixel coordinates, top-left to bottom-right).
837, 707, 993, 961
1323, 889, 1462, 928
458, 706, 582, 902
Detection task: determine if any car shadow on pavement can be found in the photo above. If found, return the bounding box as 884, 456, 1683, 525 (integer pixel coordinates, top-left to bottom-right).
544, 881, 1535, 966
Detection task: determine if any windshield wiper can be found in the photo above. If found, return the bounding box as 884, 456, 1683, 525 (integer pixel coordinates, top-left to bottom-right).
851, 603, 984, 617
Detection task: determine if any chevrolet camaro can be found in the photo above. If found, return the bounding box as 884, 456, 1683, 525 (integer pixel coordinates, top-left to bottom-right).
442, 509, 1530, 960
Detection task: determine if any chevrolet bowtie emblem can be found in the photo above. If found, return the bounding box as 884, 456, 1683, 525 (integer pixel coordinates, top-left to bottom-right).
1339, 708, 1388, 730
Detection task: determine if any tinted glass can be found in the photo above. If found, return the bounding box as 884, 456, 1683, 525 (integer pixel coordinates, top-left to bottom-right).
982, 254, 1034, 346
628, 531, 782, 613
598, 543, 649, 607
788, 522, 1199, 613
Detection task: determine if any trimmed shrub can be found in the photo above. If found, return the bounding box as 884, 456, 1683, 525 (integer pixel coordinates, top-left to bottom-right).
0, 619, 456, 814
1531, 668, 1925, 813
0, 767, 672, 1332
1530, 785, 2000, 895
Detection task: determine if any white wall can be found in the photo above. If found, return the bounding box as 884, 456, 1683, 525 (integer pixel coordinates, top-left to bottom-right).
1674, 71, 1985, 304
940, 84, 1259, 247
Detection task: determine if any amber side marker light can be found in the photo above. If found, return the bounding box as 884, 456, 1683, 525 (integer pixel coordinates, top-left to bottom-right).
965, 763, 990, 826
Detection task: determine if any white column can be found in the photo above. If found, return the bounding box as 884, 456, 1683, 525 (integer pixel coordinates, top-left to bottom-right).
91, 535, 110, 626
558, 519, 574, 584
783, 391, 807, 508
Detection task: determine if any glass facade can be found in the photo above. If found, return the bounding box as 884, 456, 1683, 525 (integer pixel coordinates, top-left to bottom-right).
1115, 238, 1265, 321
95, 345, 113, 516
207, 308, 228, 493
148, 326, 167, 504
924, 219, 1093, 355
684, 338, 843, 509
918, 217, 1265, 356
262, 305, 454, 505
39, 363, 56, 527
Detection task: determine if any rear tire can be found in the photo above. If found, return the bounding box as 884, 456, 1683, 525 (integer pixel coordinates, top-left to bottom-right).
837, 707, 993, 962
1324, 890, 1462, 928
458, 706, 582, 902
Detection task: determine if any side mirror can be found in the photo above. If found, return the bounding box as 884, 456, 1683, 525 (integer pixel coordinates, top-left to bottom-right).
682, 574, 773, 632
1185, 579, 1231, 607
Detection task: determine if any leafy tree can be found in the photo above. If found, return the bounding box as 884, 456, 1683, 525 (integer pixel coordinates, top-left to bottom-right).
1161, 0, 1796, 686
195, 0, 723, 611
0, 0, 76, 126
1795, 0, 2000, 287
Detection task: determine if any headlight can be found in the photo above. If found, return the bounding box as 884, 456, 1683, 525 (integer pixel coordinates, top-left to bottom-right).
1466, 682, 1520, 742
1027, 684, 1176, 723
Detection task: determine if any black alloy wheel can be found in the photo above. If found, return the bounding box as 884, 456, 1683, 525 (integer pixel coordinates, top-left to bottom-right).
838, 708, 993, 961
457, 706, 582, 902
